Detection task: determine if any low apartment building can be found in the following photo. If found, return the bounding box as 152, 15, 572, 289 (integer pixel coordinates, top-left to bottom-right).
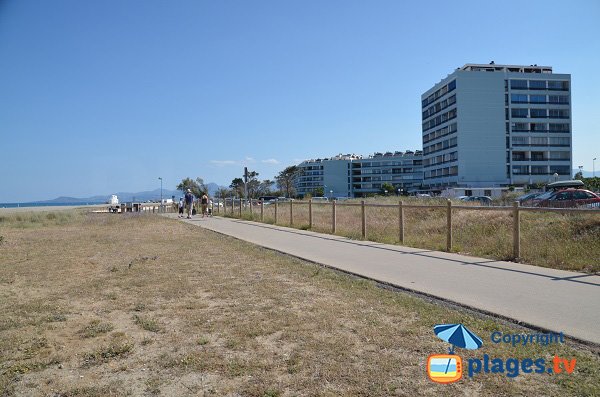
295, 151, 423, 198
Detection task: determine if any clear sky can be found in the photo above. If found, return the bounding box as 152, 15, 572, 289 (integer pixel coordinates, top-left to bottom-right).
1, 0, 599, 202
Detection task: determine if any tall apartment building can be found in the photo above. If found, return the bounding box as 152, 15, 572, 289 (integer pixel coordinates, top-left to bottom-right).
295, 151, 423, 198
421, 63, 572, 189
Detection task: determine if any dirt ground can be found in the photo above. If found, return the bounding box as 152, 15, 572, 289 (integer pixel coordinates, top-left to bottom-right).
0, 211, 598, 396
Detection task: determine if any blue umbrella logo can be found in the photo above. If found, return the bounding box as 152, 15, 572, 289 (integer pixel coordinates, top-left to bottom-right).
434, 323, 483, 354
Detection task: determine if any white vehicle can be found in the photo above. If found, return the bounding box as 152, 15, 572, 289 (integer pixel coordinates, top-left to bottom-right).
108, 195, 120, 213
311, 197, 329, 202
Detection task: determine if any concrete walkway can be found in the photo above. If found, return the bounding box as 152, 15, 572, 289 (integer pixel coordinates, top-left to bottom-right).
175, 215, 600, 345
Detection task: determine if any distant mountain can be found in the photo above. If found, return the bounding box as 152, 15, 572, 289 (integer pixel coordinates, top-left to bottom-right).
31, 184, 227, 204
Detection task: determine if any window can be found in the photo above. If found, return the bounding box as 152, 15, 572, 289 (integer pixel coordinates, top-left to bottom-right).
549, 123, 569, 132
484, 190, 492, 196
512, 136, 528, 146
465, 190, 472, 197
531, 137, 547, 146
549, 137, 570, 146
448, 80, 456, 91
574, 191, 594, 199
555, 192, 572, 201
512, 166, 528, 175
510, 80, 528, 89
531, 151, 545, 161
512, 122, 528, 131
549, 109, 569, 119
548, 80, 569, 91
549, 95, 569, 104
531, 166, 547, 175
530, 95, 546, 103
530, 123, 547, 132
529, 80, 546, 90
549, 165, 570, 175
511, 108, 528, 118
512, 152, 527, 161
530, 109, 547, 118
511, 94, 528, 103
549, 151, 570, 160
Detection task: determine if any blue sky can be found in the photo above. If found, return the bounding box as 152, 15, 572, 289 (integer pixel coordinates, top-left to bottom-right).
1, 0, 599, 202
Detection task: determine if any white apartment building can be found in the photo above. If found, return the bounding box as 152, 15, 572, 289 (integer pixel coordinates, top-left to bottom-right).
422, 63, 572, 189
295, 151, 423, 198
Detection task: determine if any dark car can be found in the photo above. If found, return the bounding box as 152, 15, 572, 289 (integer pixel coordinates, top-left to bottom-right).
516, 192, 542, 206
459, 196, 493, 206
533, 189, 600, 208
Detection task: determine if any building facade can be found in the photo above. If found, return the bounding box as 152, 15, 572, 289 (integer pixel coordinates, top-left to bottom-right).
421, 63, 572, 189
295, 151, 423, 198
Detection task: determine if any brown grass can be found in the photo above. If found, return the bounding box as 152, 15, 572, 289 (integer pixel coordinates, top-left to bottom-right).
0, 211, 599, 396
221, 198, 600, 272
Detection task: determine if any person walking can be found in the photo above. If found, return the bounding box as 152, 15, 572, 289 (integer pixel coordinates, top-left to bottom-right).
178, 197, 184, 218
201, 193, 209, 217
184, 189, 194, 219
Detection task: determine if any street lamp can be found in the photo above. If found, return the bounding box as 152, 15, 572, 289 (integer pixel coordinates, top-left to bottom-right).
553, 172, 559, 182
329, 190, 333, 199
594, 158, 597, 178
158, 177, 163, 212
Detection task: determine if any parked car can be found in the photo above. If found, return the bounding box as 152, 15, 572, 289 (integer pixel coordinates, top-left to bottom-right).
515, 192, 542, 206
533, 189, 600, 208
459, 196, 493, 206
311, 197, 329, 203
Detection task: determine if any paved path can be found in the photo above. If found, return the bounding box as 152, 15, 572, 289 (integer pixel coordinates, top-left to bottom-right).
175, 215, 600, 345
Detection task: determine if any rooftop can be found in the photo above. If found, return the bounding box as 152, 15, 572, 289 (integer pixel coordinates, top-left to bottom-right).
460, 62, 552, 74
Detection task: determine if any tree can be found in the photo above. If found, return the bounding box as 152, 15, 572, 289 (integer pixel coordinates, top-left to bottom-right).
216, 187, 231, 199
230, 178, 244, 197
176, 177, 206, 198
313, 186, 324, 197
574, 171, 583, 180
381, 183, 395, 195
246, 171, 260, 198
257, 179, 275, 197
276, 165, 301, 198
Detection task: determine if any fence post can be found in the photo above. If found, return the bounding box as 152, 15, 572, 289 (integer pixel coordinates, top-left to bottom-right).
260, 199, 264, 222
446, 200, 452, 252
332, 200, 336, 234
361, 200, 366, 239
231, 197, 234, 215
274, 200, 278, 224
239, 199, 242, 217
309, 199, 313, 229
250, 199, 253, 217
513, 201, 520, 259
399, 200, 404, 244
290, 200, 294, 226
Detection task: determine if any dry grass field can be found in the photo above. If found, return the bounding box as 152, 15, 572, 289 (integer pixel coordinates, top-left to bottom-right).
1, 211, 599, 396
229, 197, 600, 273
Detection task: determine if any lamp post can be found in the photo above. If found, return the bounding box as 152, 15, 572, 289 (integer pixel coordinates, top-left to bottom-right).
553, 173, 559, 182
158, 177, 163, 212
329, 190, 333, 199
594, 158, 597, 178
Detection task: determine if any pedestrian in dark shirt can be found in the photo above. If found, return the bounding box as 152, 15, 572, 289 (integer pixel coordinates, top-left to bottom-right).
184, 189, 194, 219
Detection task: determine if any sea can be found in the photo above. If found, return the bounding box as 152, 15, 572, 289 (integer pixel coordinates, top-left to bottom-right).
0, 202, 104, 209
